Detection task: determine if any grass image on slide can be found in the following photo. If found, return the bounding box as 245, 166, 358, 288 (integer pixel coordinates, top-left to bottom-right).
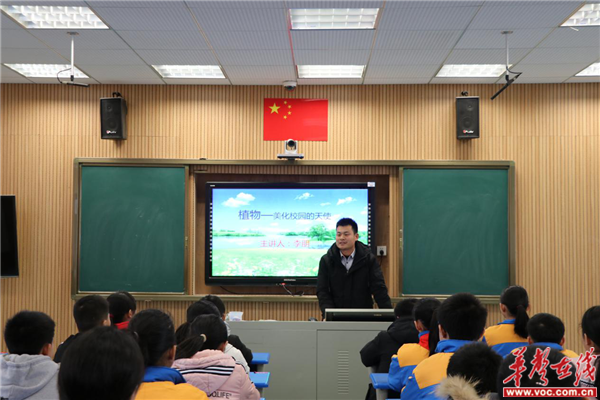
212, 248, 325, 277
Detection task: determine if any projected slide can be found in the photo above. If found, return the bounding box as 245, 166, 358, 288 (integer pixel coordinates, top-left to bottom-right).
210, 187, 370, 278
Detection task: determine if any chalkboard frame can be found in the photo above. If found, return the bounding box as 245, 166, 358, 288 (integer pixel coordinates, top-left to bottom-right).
398, 163, 515, 302
72, 160, 190, 297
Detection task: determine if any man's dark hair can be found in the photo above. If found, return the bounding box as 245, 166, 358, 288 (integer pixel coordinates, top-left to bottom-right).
498, 346, 578, 399
447, 342, 502, 395
437, 293, 487, 341
129, 309, 175, 367
202, 294, 226, 316
527, 313, 565, 344
394, 298, 418, 318
186, 299, 220, 323
4, 311, 55, 355
73, 295, 109, 332
58, 326, 144, 400
336, 218, 358, 234
107, 292, 136, 325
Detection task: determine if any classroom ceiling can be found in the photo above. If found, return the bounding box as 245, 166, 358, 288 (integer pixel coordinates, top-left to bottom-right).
1, 0, 599, 85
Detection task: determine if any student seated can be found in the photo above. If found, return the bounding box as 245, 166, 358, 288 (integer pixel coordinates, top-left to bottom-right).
172, 314, 260, 400
389, 298, 441, 393
524, 313, 578, 358
58, 326, 144, 400
579, 305, 600, 399
54, 295, 110, 363
1, 311, 59, 400
483, 286, 529, 357
403, 293, 488, 400
182, 300, 250, 373
436, 342, 502, 400
129, 309, 209, 400
108, 291, 137, 330
497, 346, 579, 400
202, 294, 253, 366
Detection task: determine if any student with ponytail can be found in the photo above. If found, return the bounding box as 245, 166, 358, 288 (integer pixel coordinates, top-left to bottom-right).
129, 309, 208, 400
578, 306, 600, 400
483, 285, 530, 357
172, 315, 260, 400
388, 298, 441, 393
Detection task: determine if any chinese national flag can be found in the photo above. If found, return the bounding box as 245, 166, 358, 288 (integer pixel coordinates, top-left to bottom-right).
263, 98, 328, 141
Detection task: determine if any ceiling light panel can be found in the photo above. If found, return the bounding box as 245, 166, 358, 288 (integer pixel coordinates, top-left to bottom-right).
298, 65, 365, 78
436, 64, 507, 78
561, 3, 600, 27
0, 5, 108, 29
576, 62, 600, 76
152, 65, 225, 79
290, 8, 379, 30
4, 63, 88, 78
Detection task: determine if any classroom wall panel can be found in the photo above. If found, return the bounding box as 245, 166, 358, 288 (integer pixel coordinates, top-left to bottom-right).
1, 83, 598, 354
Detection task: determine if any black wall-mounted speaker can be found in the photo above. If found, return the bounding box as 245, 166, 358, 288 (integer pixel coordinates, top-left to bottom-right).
456, 96, 480, 140
100, 97, 127, 140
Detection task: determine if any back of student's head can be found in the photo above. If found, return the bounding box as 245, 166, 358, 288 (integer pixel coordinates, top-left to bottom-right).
129, 309, 175, 367
186, 299, 220, 323
73, 295, 109, 332
446, 342, 502, 395
175, 315, 228, 360
581, 305, 600, 390
107, 291, 137, 325
500, 285, 529, 339
4, 311, 55, 355
202, 295, 226, 317
527, 313, 564, 344
394, 298, 418, 318
58, 326, 144, 400
437, 293, 487, 341
413, 298, 442, 355
498, 346, 578, 400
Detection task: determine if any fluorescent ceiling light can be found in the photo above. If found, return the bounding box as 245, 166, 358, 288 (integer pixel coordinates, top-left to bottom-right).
0, 5, 108, 29
436, 64, 508, 78
576, 62, 600, 76
4, 63, 88, 78
290, 8, 379, 30
561, 3, 600, 27
298, 65, 365, 79
152, 65, 225, 79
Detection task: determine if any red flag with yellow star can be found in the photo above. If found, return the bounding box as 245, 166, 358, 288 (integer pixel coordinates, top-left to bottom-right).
263, 98, 328, 141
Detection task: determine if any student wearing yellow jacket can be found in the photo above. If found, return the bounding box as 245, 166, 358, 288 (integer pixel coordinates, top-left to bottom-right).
483, 286, 529, 357
388, 298, 440, 393
402, 293, 487, 400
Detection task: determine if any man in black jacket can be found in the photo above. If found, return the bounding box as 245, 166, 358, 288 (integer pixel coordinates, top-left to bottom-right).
317, 218, 392, 318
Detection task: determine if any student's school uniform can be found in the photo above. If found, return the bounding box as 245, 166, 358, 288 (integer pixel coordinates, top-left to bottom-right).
518, 342, 579, 358
482, 319, 528, 357
53, 333, 81, 363
135, 366, 209, 400
402, 339, 473, 400
388, 330, 430, 392
114, 321, 129, 330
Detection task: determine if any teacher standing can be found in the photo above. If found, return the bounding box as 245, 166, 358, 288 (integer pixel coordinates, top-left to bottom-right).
317, 218, 392, 318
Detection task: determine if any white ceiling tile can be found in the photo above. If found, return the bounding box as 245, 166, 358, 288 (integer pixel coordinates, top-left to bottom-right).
297, 78, 363, 85
292, 30, 374, 50
538, 27, 600, 48
468, 2, 582, 29
1, 77, 33, 83
430, 77, 500, 84
0, 0, 87, 5
287, 1, 383, 8
96, 78, 166, 84
512, 63, 593, 78
224, 65, 295, 83
87, 1, 187, 7
1, 13, 26, 29
217, 50, 292, 66
378, 6, 479, 30
54, 49, 145, 65
445, 48, 531, 64
365, 64, 440, 79
206, 30, 290, 50
294, 49, 370, 64
28, 77, 97, 84
364, 78, 431, 84
370, 49, 449, 65
92, 7, 199, 30
512, 77, 568, 83
28, 30, 129, 50
1, 29, 47, 49
518, 47, 599, 65
383, 2, 484, 9
565, 76, 600, 83
186, 1, 284, 9
163, 78, 230, 85
136, 49, 218, 65
456, 29, 553, 49
118, 30, 210, 50
2, 64, 25, 78
190, 7, 287, 31
77, 64, 160, 80
1, 48, 67, 63
375, 30, 462, 50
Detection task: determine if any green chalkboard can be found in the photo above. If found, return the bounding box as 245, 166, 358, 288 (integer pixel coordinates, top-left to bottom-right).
402, 168, 509, 296
78, 166, 186, 293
